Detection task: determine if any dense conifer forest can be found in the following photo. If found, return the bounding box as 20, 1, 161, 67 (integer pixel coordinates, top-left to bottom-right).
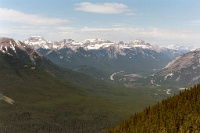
0, 52, 167, 132
106, 84, 200, 133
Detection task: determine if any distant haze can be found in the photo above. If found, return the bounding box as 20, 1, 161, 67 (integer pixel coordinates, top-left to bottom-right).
0, 0, 200, 46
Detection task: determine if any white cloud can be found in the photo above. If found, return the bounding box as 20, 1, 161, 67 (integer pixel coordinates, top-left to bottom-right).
2, 25, 199, 44
1, 23, 200, 45
67, 27, 200, 45
189, 20, 200, 25
78, 27, 188, 39
0, 8, 68, 25
75, 2, 128, 14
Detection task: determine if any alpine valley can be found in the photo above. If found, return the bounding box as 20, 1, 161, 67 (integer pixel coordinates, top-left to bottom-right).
24, 36, 200, 87
24, 36, 182, 79
1, 36, 200, 133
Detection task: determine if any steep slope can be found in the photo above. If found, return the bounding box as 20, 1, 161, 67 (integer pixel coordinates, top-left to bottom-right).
151, 49, 200, 86
0, 37, 42, 65
0, 37, 58, 71
0, 37, 119, 132
106, 84, 200, 133
0, 37, 103, 84
0, 37, 169, 132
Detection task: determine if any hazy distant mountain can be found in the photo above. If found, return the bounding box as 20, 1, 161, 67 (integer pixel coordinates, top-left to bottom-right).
166, 44, 200, 53
150, 49, 200, 86
24, 36, 181, 78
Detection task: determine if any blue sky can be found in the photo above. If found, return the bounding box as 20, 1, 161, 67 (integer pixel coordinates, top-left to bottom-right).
0, 0, 200, 45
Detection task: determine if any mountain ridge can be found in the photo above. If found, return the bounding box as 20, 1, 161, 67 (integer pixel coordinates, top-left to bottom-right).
24, 36, 181, 53
151, 49, 200, 86
23, 36, 182, 78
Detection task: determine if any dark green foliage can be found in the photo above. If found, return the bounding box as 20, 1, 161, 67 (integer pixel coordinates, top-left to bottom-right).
106, 84, 200, 133
0, 53, 113, 133
73, 65, 108, 80
0, 52, 168, 132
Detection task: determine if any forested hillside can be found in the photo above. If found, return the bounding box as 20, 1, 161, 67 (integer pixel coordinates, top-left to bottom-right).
106, 84, 200, 133
0, 45, 167, 133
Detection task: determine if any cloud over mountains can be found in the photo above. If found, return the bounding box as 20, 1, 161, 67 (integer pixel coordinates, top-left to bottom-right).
0, 8, 68, 25
75, 2, 129, 14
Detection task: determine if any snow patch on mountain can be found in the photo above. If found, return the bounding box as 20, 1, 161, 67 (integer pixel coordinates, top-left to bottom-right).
24, 36, 179, 54
164, 73, 174, 80
0, 37, 46, 66
0, 37, 26, 53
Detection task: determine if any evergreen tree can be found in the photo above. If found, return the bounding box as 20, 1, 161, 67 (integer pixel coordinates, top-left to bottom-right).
106, 84, 200, 133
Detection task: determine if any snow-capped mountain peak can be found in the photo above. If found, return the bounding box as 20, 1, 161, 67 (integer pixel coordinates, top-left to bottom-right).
24, 36, 50, 49
23, 36, 181, 59
24, 36, 172, 51
25, 36, 46, 44
0, 37, 46, 66
83, 38, 105, 43
0, 37, 27, 53
130, 39, 146, 45
83, 38, 115, 50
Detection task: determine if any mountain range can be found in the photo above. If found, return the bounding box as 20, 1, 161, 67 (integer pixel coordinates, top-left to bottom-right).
1, 36, 200, 132
0, 37, 170, 132
6, 35, 200, 86
3, 36, 200, 87
24, 36, 182, 79
113, 49, 200, 87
